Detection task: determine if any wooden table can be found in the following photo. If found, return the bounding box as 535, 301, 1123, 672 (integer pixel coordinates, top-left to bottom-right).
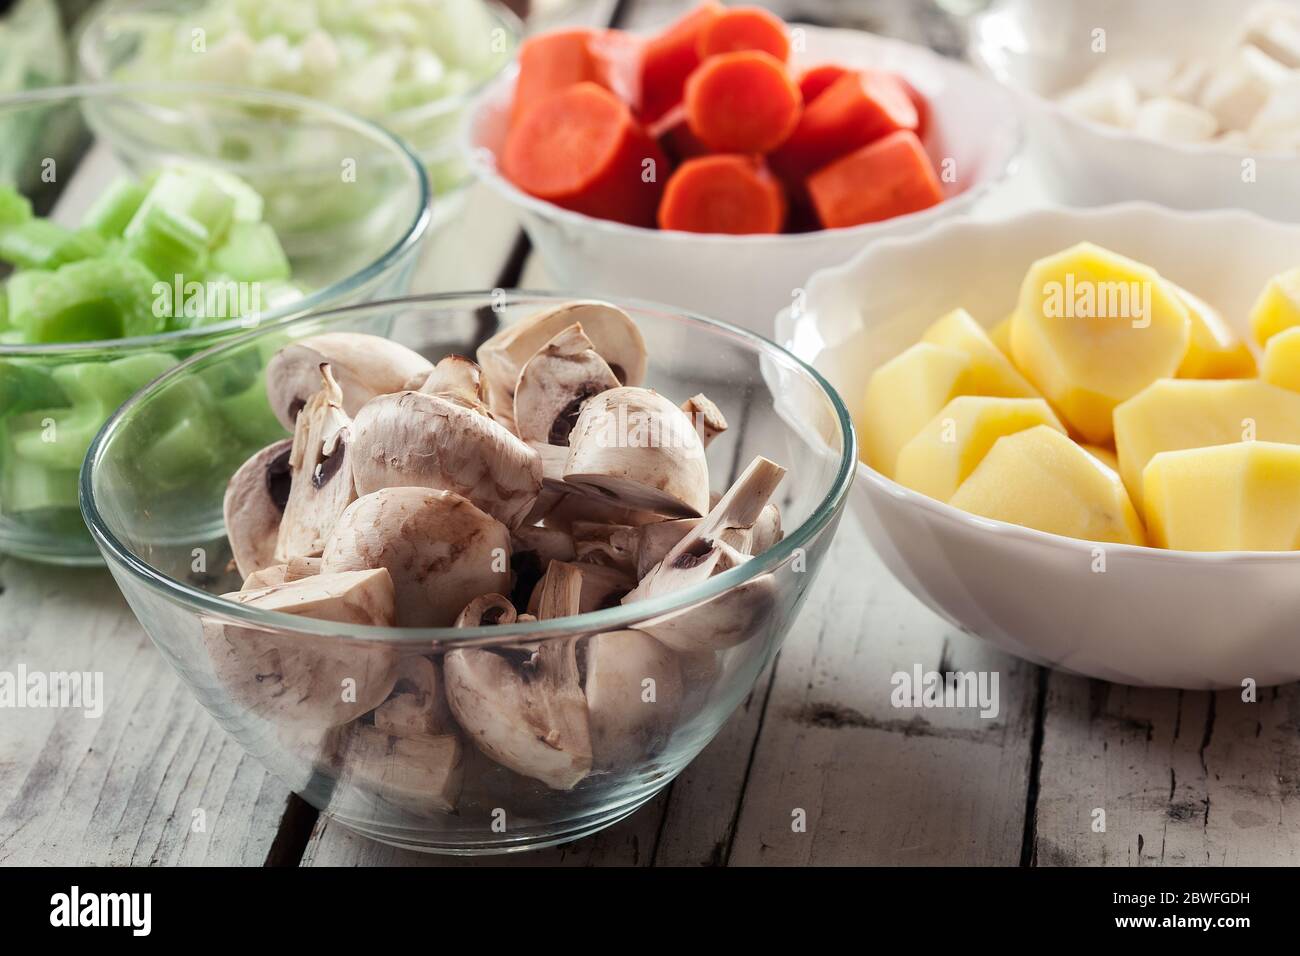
4, 0, 1299, 868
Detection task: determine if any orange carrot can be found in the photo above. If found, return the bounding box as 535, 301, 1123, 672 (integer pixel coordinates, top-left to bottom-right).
649, 104, 711, 163
658, 155, 787, 234
503, 82, 667, 228
806, 130, 943, 229
798, 64, 851, 104
684, 51, 802, 154
588, 28, 645, 110
770, 69, 918, 182
510, 29, 601, 127
638, 1, 724, 124
895, 73, 930, 141
697, 6, 790, 62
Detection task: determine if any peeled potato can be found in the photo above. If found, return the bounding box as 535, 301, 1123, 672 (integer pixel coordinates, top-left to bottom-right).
1144, 441, 1300, 551
1010, 242, 1190, 444
894, 396, 1064, 501
1172, 284, 1257, 380
1082, 443, 1120, 472
861, 342, 970, 477
948, 425, 1145, 545
988, 314, 1015, 359
1249, 266, 1300, 346
1113, 378, 1300, 513
1261, 325, 1300, 392
920, 308, 1038, 398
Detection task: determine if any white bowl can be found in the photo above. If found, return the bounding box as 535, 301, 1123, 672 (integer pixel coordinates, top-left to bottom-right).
969, 0, 1300, 219
465, 24, 1022, 335
775, 203, 1300, 690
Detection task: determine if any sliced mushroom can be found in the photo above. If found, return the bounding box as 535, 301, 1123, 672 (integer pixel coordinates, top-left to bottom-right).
455, 593, 519, 628
636, 518, 697, 580
408, 354, 492, 416
224, 439, 292, 578
285, 554, 322, 580
477, 300, 648, 428
751, 502, 783, 555
679, 393, 728, 448
373, 655, 455, 737
509, 525, 575, 611
583, 630, 683, 770
676, 648, 721, 721
571, 521, 639, 576
350, 386, 542, 530
563, 387, 711, 517
334, 723, 464, 816
536, 487, 663, 531
525, 560, 634, 615
320, 487, 511, 627
513, 323, 620, 445
443, 561, 593, 790
266, 332, 432, 430
241, 564, 288, 590
202, 568, 400, 727
275, 365, 356, 562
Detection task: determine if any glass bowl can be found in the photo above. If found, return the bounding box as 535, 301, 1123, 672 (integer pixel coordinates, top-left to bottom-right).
78, 0, 521, 230
82, 291, 856, 854
0, 83, 431, 565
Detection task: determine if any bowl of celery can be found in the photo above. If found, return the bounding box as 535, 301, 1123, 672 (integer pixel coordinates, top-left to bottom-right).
0, 83, 430, 565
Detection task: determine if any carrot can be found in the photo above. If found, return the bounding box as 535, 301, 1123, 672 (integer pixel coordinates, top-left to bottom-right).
697, 6, 790, 63
806, 130, 943, 229
684, 51, 802, 154
658, 155, 786, 234
895, 74, 930, 141
502, 82, 667, 228
510, 29, 601, 127
649, 104, 711, 163
770, 69, 919, 182
798, 64, 851, 104
638, 1, 724, 124
588, 29, 645, 110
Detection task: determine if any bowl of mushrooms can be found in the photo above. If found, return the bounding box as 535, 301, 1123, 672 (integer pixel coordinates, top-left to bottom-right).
81, 291, 856, 853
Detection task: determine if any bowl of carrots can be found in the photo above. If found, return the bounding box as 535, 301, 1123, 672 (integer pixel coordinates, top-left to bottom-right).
465, 2, 1022, 332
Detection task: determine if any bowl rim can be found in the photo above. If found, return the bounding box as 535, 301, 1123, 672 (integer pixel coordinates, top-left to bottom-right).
780, 198, 1300, 564
76, 0, 525, 128
0, 81, 433, 358
80, 289, 860, 644
966, 4, 1300, 162
462, 22, 1026, 245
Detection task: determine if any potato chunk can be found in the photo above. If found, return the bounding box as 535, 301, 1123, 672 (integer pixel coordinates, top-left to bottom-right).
1113, 378, 1300, 513
988, 314, 1015, 359
1262, 326, 1300, 392
920, 308, 1038, 398
1249, 266, 1300, 346
1144, 441, 1300, 551
1172, 285, 1257, 380
1011, 242, 1190, 443
948, 426, 1146, 545
861, 342, 970, 477
894, 396, 1064, 501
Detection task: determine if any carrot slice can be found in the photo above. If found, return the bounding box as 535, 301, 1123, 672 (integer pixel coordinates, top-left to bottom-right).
510, 29, 601, 127
588, 29, 645, 109
798, 64, 851, 104
502, 82, 667, 228
770, 69, 919, 182
697, 6, 790, 62
685, 51, 802, 154
807, 130, 943, 228
638, 1, 724, 124
896, 73, 930, 141
658, 155, 786, 234
649, 104, 711, 164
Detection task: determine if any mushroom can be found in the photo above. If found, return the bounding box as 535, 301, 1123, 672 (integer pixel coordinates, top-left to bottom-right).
509, 524, 575, 611
202, 568, 400, 727
513, 323, 620, 445
583, 629, 683, 770
406, 354, 492, 416
563, 387, 711, 517
320, 487, 511, 627
477, 300, 648, 429
265, 332, 432, 430
275, 365, 356, 562
349, 375, 543, 530
571, 521, 639, 576
635, 518, 698, 580
443, 561, 593, 790
241, 564, 288, 590
525, 560, 634, 615
223, 439, 292, 578
679, 393, 728, 448
751, 502, 783, 555
676, 649, 721, 721
454, 592, 519, 628
373, 655, 456, 737
334, 723, 464, 816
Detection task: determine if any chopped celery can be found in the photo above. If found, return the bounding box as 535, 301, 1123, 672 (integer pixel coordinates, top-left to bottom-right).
9, 258, 163, 343
1, 452, 80, 513
80, 178, 147, 238
0, 219, 105, 270
126, 168, 236, 246
217, 373, 285, 445
123, 204, 210, 281
0, 360, 68, 415
209, 221, 290, 282
0, 183, 32, 226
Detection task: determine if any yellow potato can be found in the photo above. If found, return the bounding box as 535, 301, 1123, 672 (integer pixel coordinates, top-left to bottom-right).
1172, 285, 1257, 380
861, 342, 970, 477
1249, 266, 1300, 346
1113, 378, 1300, 513
1144, 441, 1300, 551
894, 396, 1065, 501
1081, 443, 1119, 472
1261, 325, 1300, 392
1011, 242, 1190, 444
989, 314, 1015, 359
948, 425, 1146, 545
920, 308, 1037, 398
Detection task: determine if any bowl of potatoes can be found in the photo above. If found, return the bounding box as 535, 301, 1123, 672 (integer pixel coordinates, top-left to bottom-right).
777, 203, 1300, 689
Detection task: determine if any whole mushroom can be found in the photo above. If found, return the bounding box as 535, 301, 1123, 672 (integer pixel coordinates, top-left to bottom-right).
224, 438, 292, 578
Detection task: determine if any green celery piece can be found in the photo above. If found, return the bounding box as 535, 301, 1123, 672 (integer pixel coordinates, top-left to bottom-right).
80, 178, 148, 238
208, 221, 291, 282
10, 258, 164, 344
124, 204, 209, 281
0, 183, 32, 227
0, 219, 106, 270
135, 411, 227, 488
1, 450, 80, 513
0, 360, 69, 416
126, 168, 236, 247
217, 375, 285, 446
0, 284, 7, 328
0, 331, 22, 345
